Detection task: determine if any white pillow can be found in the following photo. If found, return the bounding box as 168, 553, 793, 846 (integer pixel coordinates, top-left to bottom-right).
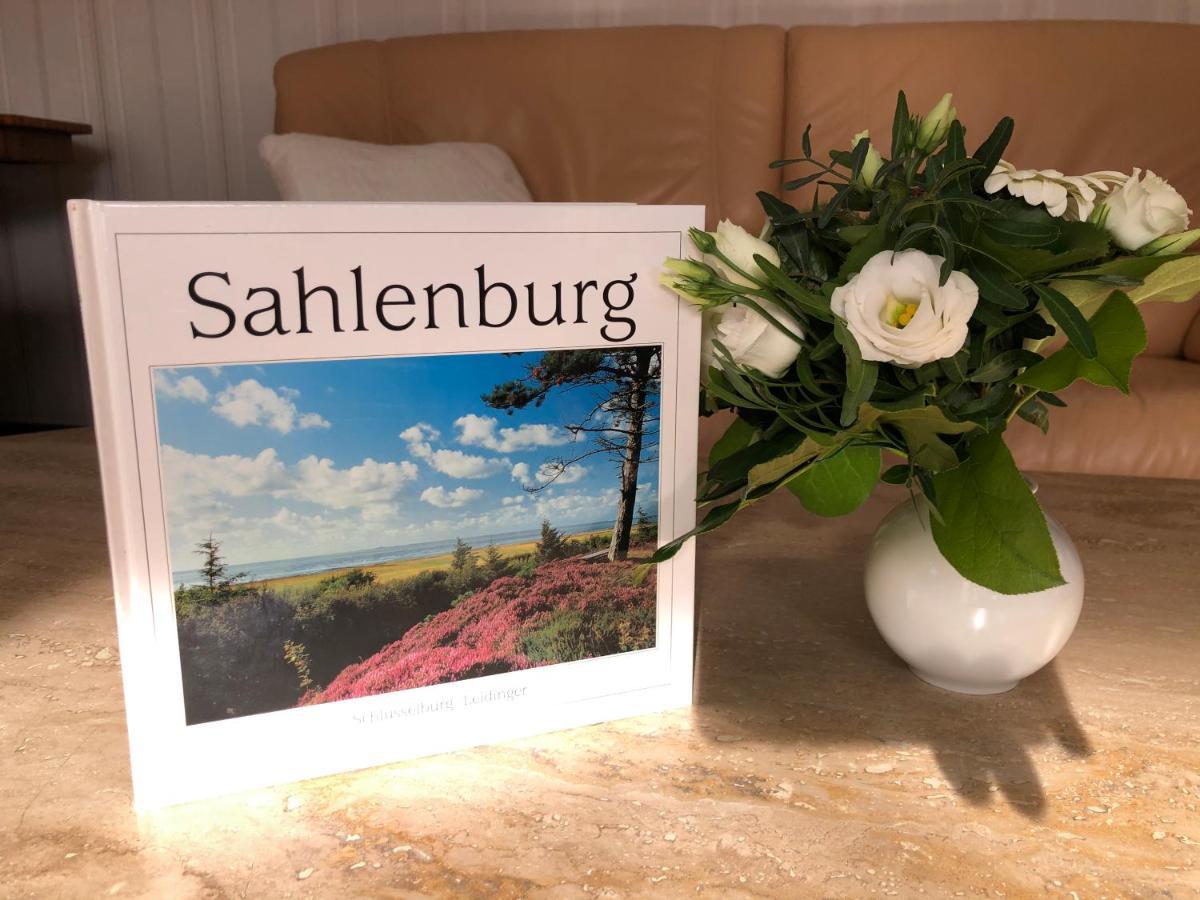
259, 133, 532, 202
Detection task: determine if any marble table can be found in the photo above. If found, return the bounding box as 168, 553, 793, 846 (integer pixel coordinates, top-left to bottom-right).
2, 428, 1198, 898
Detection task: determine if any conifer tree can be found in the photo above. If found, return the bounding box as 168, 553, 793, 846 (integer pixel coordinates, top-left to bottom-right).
535, 518, 569, 563
482, 542, 508, 580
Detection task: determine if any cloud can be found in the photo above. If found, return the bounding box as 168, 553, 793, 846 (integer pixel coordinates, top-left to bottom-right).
290, 455, 418, 510
401, 421, 508, 478
420, 485, 484, 509
511, 460, 588, 488
534, 487, 621, 523
154, 371, 210, 403
160, 445, 289, 506
454, 414, 573, 453
212, 379, 330, 434
399, 423, 440, 444
501, 495, 526, 506
159, 446, 416, 520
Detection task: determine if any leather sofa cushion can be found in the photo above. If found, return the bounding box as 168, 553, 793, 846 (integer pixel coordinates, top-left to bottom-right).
1005, 356, 1200, 479
274, 26, 785, 230
784, 20, 1200, 358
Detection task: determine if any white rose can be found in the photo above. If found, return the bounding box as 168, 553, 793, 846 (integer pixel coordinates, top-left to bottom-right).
1102, 168, 1192, 251
702, 299, 804, 380
830, 249, 978, 368
705, 219, 780, 288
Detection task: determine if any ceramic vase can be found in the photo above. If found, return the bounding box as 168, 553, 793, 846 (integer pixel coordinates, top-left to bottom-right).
864, 487, 1084, 694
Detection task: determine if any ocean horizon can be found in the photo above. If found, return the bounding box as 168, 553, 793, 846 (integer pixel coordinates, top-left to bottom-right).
171, 517, 636, 586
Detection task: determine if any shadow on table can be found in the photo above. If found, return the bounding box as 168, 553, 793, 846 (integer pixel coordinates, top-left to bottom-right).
693, 545, 1092, 820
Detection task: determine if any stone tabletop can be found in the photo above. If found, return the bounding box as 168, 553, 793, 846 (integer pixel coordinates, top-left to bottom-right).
2, 428, 1198, 898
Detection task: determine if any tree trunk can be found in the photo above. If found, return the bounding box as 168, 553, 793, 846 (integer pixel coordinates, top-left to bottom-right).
608, 348, 653, 562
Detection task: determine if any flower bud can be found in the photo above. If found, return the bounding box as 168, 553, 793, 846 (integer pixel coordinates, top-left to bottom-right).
852, 130, 884, 187
688, 227, 716, 254
663, 257, 715, 282
916, 92, 956, 152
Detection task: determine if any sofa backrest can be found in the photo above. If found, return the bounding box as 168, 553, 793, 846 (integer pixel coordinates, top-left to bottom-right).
783, 20, 1200, 358
274, 26, 785, 230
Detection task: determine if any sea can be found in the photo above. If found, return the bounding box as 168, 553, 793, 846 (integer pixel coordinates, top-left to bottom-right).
172, 518, 620, 586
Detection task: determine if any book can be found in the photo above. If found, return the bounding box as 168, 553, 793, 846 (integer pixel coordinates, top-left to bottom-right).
68, 200, 702, 808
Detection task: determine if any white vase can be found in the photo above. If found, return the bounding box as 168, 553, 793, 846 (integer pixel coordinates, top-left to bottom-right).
864, 487, 1084, 694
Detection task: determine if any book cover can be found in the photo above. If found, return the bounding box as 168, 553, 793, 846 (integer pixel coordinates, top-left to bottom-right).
68, 201, 702, 808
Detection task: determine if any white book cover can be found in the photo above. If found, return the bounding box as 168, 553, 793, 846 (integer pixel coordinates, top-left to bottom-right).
68, 201, 702, 808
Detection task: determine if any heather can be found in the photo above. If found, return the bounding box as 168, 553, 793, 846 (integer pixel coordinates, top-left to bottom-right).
173, 523, 655, 724
307, 556, 655, 703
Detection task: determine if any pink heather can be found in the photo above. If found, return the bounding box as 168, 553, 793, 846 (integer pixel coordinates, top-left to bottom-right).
304, 558, 653, 704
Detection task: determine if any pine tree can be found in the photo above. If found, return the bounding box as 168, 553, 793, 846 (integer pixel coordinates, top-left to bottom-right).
536, 518, 569, 563
634, 505, 657, 545
196, 533, 228, 591
450, 537, 475, 573
482, 542, 508, 581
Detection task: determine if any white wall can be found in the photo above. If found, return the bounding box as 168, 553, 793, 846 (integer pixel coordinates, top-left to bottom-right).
1, 0, 1197, 424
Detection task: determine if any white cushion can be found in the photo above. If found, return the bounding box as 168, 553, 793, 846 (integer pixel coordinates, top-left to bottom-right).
258, 133, 533, 202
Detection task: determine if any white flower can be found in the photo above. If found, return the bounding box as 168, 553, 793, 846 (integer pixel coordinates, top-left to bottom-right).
984, 160, 1125, 220
830, 249, 978, 368
702, 299, 804, 380
1101, 168, 1192, 251
705, 219, 779, 288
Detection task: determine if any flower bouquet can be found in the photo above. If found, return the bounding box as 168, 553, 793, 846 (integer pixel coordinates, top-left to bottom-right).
656, 91, 1199, 595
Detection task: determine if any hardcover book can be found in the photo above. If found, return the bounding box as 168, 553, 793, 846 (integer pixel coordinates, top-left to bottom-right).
68, 201, 702, 808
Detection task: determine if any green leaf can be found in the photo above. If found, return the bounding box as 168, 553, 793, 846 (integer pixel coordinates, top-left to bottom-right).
891, 91, 909, 157
1062, 254, 1185, 283
1017, 397, 1049, 433
848, 135, 870, 179
834, 320, 877, 427
925, 157, 984, 196
968, 348, 1043, 383
707, 417, 756, 468
752, 254, 834, 322
746, 438, 822, 494
929, 431, 1065, 594
1034, 283, 1096, 358
1126, 254, 1200, 305
702, 425, 806, 499
782, 171, 825, 191
968, 256, 1030, 310
1018, 291, 1146, 394
786, 445, 881, 517
880, 464, 910, 485
858, 404, 976, 471
836, 224, 891, 280
970, 116, 1014, 190
648, 500, 743, 564
981, 214, 1060, 248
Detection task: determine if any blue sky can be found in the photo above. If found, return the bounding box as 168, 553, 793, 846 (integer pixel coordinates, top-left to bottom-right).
152, 351, 659, 569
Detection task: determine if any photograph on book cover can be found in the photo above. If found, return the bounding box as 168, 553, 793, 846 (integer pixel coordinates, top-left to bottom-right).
157, 348, 664, 726
68, 202, 701, 807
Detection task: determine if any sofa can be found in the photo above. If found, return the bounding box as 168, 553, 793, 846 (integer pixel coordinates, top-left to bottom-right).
274, 21, 1200, 479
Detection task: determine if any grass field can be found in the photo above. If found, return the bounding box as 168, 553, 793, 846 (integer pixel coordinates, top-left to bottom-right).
251, 529, 612, 593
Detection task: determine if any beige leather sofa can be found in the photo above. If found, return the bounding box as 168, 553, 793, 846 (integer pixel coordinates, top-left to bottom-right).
275, 21, 1200, 479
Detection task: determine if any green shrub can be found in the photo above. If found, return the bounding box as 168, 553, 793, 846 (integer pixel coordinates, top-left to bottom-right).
314, 568, 376, 594
520, 602, 655, 664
